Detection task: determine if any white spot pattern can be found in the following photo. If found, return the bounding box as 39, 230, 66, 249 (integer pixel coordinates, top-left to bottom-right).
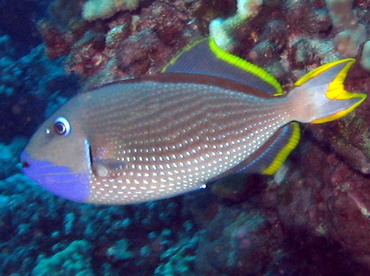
83, 81, 293, 204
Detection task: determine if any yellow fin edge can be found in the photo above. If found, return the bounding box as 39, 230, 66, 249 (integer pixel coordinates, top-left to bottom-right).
299, 59, 367, 124
311, 93, 366, 124
262, 122, 301, 175
161, 38, 208, 73
162, 37, 283, 95
208, 38, 284, 95
294, 59, 355, 87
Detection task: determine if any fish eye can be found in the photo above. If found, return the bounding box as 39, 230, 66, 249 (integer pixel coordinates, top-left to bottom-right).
53, 117, 71, 136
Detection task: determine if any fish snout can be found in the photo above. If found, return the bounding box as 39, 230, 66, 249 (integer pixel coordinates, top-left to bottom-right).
21, 161, 30, 168
20, 160, 31, 173
20, 154, 30, 168
20, 151, 31, 170
19, 151, 90, 202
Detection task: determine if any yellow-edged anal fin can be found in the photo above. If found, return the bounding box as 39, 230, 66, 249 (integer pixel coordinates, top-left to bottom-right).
263, 122, 301, 175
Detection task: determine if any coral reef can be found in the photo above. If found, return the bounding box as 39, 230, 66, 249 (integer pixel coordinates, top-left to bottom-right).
194, 205, 278, 275
0, 39, 80, 143
0, 0, 48, 57
2, 0, 370, 275
0, 137, 27, 180
326, 0, 366, 57
82, 0, 142, 21
38, 0, 203, 88
210, 0, 263, 51
154, 235, 198, 275
0, 172, 196, 275
32, 240, 94, 276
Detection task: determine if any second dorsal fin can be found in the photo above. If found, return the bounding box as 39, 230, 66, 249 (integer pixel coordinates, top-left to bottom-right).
162, 37, 283, 95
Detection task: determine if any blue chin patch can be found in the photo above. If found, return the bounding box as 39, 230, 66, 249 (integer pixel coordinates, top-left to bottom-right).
20, 151, 89, 202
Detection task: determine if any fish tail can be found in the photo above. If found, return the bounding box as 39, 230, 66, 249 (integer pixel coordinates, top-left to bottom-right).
288, 59, 367, 124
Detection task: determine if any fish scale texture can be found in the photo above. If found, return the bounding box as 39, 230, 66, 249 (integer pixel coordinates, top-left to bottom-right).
76, 81, 291, 203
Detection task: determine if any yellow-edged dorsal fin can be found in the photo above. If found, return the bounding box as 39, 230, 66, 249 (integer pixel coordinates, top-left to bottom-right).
208, 38, 283, 95
162, 37, 283, 95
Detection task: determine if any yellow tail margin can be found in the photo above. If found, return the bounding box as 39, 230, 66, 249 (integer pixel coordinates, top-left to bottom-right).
295, 59, 367, 124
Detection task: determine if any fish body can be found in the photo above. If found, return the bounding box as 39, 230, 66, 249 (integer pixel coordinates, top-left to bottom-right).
21, 38, 367, 204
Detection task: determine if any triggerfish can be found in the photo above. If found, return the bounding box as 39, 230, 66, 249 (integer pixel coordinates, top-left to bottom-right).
21, 38, 366, 204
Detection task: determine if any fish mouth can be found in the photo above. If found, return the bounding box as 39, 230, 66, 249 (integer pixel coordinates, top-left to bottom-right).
21, 159, 30, 169
21, 161, 30, 168
20, 151, 31, 170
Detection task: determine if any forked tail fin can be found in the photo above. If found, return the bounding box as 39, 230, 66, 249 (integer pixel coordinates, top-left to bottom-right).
290, 59, 367, 124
